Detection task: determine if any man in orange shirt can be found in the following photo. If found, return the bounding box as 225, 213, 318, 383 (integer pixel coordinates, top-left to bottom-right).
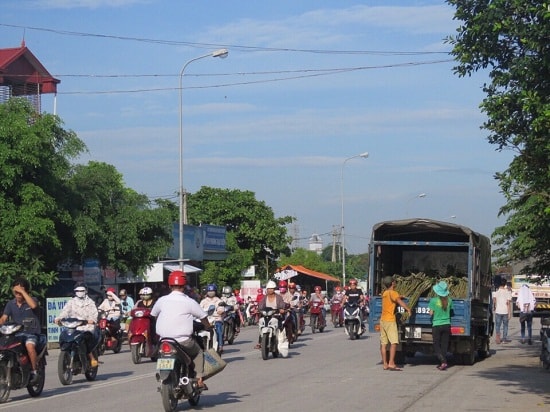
380, 276, 411, 371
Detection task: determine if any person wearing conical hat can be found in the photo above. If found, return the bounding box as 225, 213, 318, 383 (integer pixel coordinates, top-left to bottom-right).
429, 281, 453, 371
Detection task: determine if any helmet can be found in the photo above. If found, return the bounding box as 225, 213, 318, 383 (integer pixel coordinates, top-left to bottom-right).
168, 270, 187, 286
222, 285, 232, 297
278, 280, 287, 288
207, 284, 218, 292
74, 282, 87, 292
266, 280, 277, 289
288, 282, 296, 289
106, 287, 116, 294
314, 285, 322, 292
295, 285, 301, 292
349, 279, 358, 286
139, 287, 153, 301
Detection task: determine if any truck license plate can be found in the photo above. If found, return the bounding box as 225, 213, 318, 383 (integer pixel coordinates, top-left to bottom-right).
156, 358, 175, 370
405, 327, 421, 339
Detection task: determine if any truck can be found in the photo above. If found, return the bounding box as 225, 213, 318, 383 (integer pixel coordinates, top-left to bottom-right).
511, 274, 550, 315
368, 219, 493, 365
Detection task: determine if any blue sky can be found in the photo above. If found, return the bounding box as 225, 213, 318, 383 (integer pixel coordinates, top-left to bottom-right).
1, 0, 513, 255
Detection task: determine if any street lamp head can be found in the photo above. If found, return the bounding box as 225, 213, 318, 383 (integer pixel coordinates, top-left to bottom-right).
212, 48, 229, 59
359, 152, 369, 159
418, 193, 427, 198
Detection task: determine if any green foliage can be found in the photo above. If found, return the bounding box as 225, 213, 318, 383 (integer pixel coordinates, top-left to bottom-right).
446, 0, 550, 275
0, 98, 86, 304
187, 187, 293, 287
68, 161, 174, 275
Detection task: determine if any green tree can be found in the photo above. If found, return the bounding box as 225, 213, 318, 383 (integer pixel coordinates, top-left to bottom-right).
68, 161, 174, 275
446, 0, 550, 275
279, 248, 337, 277
0, 98, 86, 303
187, 187, 293, 288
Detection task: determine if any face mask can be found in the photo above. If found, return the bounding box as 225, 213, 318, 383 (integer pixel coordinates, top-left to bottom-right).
206, 291, 216, 298
75, 291, 86, 299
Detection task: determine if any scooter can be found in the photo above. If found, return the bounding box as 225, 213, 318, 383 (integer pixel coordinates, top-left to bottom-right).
221, 304, 237, 346
199, 305, 220, 354
155, 324, 208, 412
258, 308, 281, 360
97, 310, 123, 355
129, 307, 157, 364
57, 318, 99, 385
331, 300, 344, 327
0, 323, 47, 403
309, 301, 326, 333
343, 302, 365, 340
540, 317, 550, 369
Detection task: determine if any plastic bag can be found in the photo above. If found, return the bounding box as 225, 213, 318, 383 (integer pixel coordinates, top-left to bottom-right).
277, 329, 289, 358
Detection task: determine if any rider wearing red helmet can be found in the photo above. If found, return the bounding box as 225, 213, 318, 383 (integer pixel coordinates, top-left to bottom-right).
151, 271, 211, 390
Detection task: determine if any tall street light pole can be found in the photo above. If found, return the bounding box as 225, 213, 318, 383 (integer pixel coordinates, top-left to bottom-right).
179, 48, 228, 270
340, 151, 369, 286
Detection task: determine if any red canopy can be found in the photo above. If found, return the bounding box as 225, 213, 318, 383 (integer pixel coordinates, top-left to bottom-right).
276, 265, 340, 283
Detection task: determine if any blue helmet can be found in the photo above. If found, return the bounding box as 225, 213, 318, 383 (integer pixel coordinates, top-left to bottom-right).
206, 283, 217, 292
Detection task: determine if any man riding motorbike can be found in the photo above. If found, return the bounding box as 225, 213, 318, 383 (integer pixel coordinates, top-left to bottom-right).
343, 279, 366, 331
151, 270, 211, 390
220, 285, 240, 335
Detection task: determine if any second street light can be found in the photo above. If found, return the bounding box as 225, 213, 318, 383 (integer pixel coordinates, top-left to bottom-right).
340, 151, 369, 286
178, 48, 228, 270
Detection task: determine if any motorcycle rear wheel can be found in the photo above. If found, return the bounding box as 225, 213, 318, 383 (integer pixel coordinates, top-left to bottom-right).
261, 334, 270, 360
0, 363, 11, 403
27, 358, 46, 397
58, 351, 73, 385
160, 372, 178, 412
131, 343, 143, 364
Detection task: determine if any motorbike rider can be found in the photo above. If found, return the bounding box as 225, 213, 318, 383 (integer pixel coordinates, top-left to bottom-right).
0, 277, 42, 383
330, 286, 345, 324
309, 286, 327, 321
255, 280, 286, 349
278, 280, 299, 341
119, 289, 134, 335
255, 288, 264, 303
55, 282, 99, 368
299, 288, 309, 314
199, 284, 224, 354
130, 287, 156, 343
97, 287, 122, 329
220, 285, 241, 335
150, 270, 211, 390
343, 279, 366, 330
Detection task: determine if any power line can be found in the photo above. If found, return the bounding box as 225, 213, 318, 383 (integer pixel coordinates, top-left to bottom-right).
0, 22, 451, 56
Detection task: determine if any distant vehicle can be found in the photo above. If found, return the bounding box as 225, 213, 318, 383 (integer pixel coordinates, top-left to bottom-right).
511, 274, 550, 315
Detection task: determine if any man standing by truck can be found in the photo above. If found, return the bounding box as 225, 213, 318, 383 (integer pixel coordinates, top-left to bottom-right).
493, 277, 512, 344
380, 276, 411, 371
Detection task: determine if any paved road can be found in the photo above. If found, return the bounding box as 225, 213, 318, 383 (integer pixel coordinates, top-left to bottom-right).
0, 317, 548, 411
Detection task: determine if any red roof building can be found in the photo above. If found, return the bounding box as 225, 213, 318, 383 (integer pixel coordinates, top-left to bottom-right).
0, 41, 60, 112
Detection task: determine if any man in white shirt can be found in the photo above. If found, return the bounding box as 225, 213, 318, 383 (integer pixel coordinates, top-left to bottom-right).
493, 278, 512, 344
151, 271, 211, 389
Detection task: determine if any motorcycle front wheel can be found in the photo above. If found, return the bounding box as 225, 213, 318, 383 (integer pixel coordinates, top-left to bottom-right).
58, 351, 73, 385
311, 315, 318, 334
261, 333, 270, 360
160, 372, 178, 412
0, 363, 11, 403
27, 357, 46, 397
131, 343, 142, 364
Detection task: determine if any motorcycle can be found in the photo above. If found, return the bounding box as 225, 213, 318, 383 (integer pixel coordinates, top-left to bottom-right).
258, 308, 282, 360
343, 302, 365, 340
155, 323, 208, 412
0, 323, 47, 403
247, 301, 259, 326
129, 307, 157, 364
330, 299, 344, 328
97, 310, 123, 355
199, 305, 220, 354
57, 318, 99, 385
540, 317, 550, 369
221, 304, 237, 346
309, 301, 326, 333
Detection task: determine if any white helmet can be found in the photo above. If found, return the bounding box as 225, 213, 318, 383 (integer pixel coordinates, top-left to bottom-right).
139, 287, 153, 301
266, 280, 277, 289
221, 285, 232, 297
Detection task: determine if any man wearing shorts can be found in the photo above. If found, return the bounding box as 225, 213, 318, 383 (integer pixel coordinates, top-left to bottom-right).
380, 276, 411, 371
